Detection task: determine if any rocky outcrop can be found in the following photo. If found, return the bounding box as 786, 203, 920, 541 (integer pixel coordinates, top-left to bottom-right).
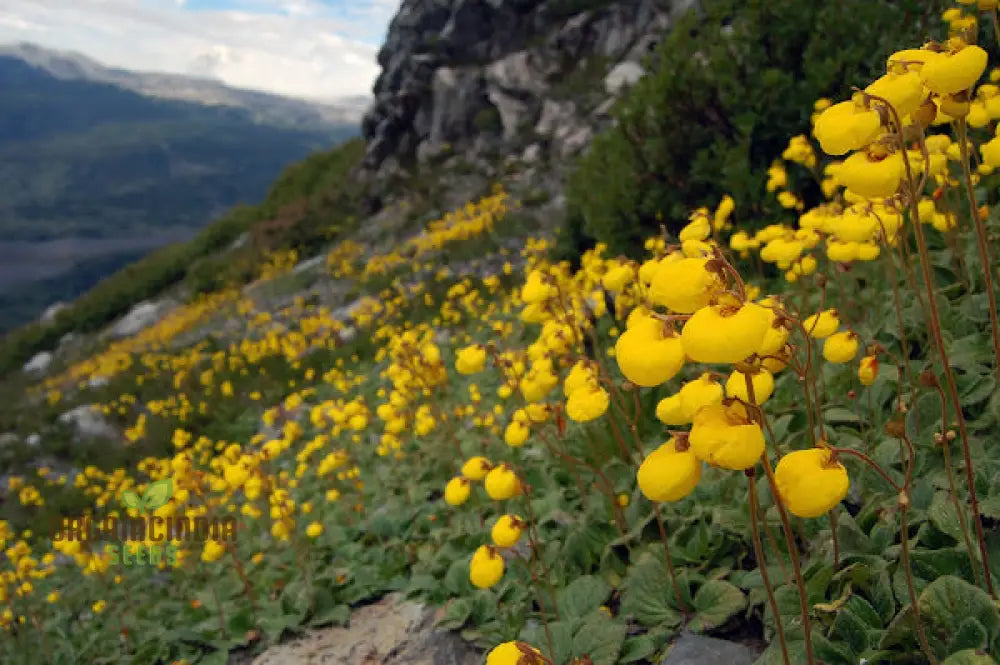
106, 298, 177, 339
23, 351, 53, 375
57, 405, 118, 440
362, 0, 702, 176
249, 594, 480, 665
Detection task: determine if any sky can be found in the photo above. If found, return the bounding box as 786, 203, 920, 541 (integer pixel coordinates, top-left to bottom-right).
0, 0, 401, 101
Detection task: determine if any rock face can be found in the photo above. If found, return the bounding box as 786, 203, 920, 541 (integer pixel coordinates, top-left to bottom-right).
250, 595, 480, 665
361, 0, 702, 176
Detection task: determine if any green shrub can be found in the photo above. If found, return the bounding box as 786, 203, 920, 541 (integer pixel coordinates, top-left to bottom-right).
561, 0, 947, 257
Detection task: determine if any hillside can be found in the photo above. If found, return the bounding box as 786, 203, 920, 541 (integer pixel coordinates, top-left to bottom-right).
0, 51, 358, 332
6, 1, 1000, 665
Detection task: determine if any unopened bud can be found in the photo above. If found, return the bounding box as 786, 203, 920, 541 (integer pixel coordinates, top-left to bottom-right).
885, 419, 906, 438
918, 369, 939, 387
946, 429, 957, 441
898, 491, 910, 507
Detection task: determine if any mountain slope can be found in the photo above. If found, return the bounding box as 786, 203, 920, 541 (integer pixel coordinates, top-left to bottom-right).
0, 54, 359, 332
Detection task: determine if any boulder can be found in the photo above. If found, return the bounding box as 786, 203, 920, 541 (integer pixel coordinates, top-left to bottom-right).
662, 632, 756, 665
25, 433, 41, 448
57, 405, 118, 440
251, 594, 479, 665
107, 299, 175, 339
23, 351, 53, 375
0, 433, 18, 449
40, 302, 68, 325
604, 61, 645, 95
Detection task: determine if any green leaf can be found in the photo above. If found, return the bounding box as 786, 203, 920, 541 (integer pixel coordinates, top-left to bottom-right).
141, 478, 173, 512
688, 580, 746, 633
620, 635, 659, 663
121, 490, 142, 511
571, 612, 627, 665
557, 575, 611, 620
197, 651, 228, 665
620, 553, 684, 629
929, 492, 965, 542
949, 616, 990, 654
520, 620, 574, 665
752, 639, 808, 665
918, 575, 1000, 659
437, 598, 473, 630
940, 649, 998, 665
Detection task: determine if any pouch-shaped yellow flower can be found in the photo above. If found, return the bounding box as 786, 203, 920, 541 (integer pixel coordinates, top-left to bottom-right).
813, 100, 883, 155
504, 419, 530, 447
487, 642, 543, 665
601, 263, 634, 292
469, 545, 504, 588
455, 345, 487, 374
637, 437, 702, 502
445, 476, 471, 505
836, 151, 904, 199
615, 314, 686, 386
461, 456, 492, 481
858, 355, 879, 386
491, 515, 524, 548
920, 45, 988, 95
803, 309, 840, 338
864, 71, 925, 119
485, 464, 521, 500
774, 447, 849, 518
649, 257, 724, 313
823, 331, 860, 363
725, 368, 775, 404
565, 381, 610, 423
688, 402, 765, 470
681, 300, 771, 364
654, 373, 724, 425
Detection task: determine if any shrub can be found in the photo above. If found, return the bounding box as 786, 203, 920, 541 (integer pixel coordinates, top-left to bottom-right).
562, 0, 947, 257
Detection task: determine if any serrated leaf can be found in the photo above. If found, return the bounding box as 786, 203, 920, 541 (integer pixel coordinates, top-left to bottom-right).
571, 612, 627, 665
918, 575, 1000, 659
557, 575, 611, 620
620, 553, 683, 629
929, 492, 964, 542
142, 478, 173, 512
688, 580, 745, 633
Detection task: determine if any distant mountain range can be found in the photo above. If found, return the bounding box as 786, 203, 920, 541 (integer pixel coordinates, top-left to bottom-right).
0, 43, 366, 333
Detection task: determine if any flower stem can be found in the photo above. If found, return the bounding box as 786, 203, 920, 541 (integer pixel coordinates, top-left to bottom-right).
749, 474, 791, 665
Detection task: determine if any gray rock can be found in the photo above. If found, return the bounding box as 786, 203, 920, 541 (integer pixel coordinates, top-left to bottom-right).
25, 433, 41, 448
522, 143, 542, 163
535, 99, 577, 137
604, 61, 645, 95
251, 594, 479, 665
559, 125, 593, 157
290, 255, 325, 275
486, 86, 529, 141
107, 299, 175, 339
88, 376, 110, 389
662, 632, 756, 665
40, 302, 68, 325
58, 405, 118, 440
23, 351, 53, 375
0, 433, 19, 448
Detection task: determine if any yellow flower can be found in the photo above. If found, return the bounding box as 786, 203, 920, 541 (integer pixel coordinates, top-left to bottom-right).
491, 515, 524, 548
484, 464, 521, 500
775, 447, 849, 518
306, 522, 324, 538
637, 437, 702, 502
461, 456, 492, 481
601, 263, 634, 292
864, 71, 924, 118
444, 476, 471, 506
456, 345, 487, 374
681, 299, 771, 364
504, 419, 530, 447
614, 314, 685, 386
823, 331, 860, 364
836, 151, 903, 199
46, 591, 60, 603
920, 45, 988, 95
689, 402, 765, 470
469, 545, 504, 589
649, 257, 725, 313
565, 382, 610, 422
201, 539, 226, 563
725, 368, 775, 404
858, 355, 879, 386
654, 373, 724, 425
803, 309, 840, 338
486, 642, 543, 665
92, 600, 107, 614
813, 100, 883, 155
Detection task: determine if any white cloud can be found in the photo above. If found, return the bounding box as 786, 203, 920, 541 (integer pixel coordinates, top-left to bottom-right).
0, 0, 400, 101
